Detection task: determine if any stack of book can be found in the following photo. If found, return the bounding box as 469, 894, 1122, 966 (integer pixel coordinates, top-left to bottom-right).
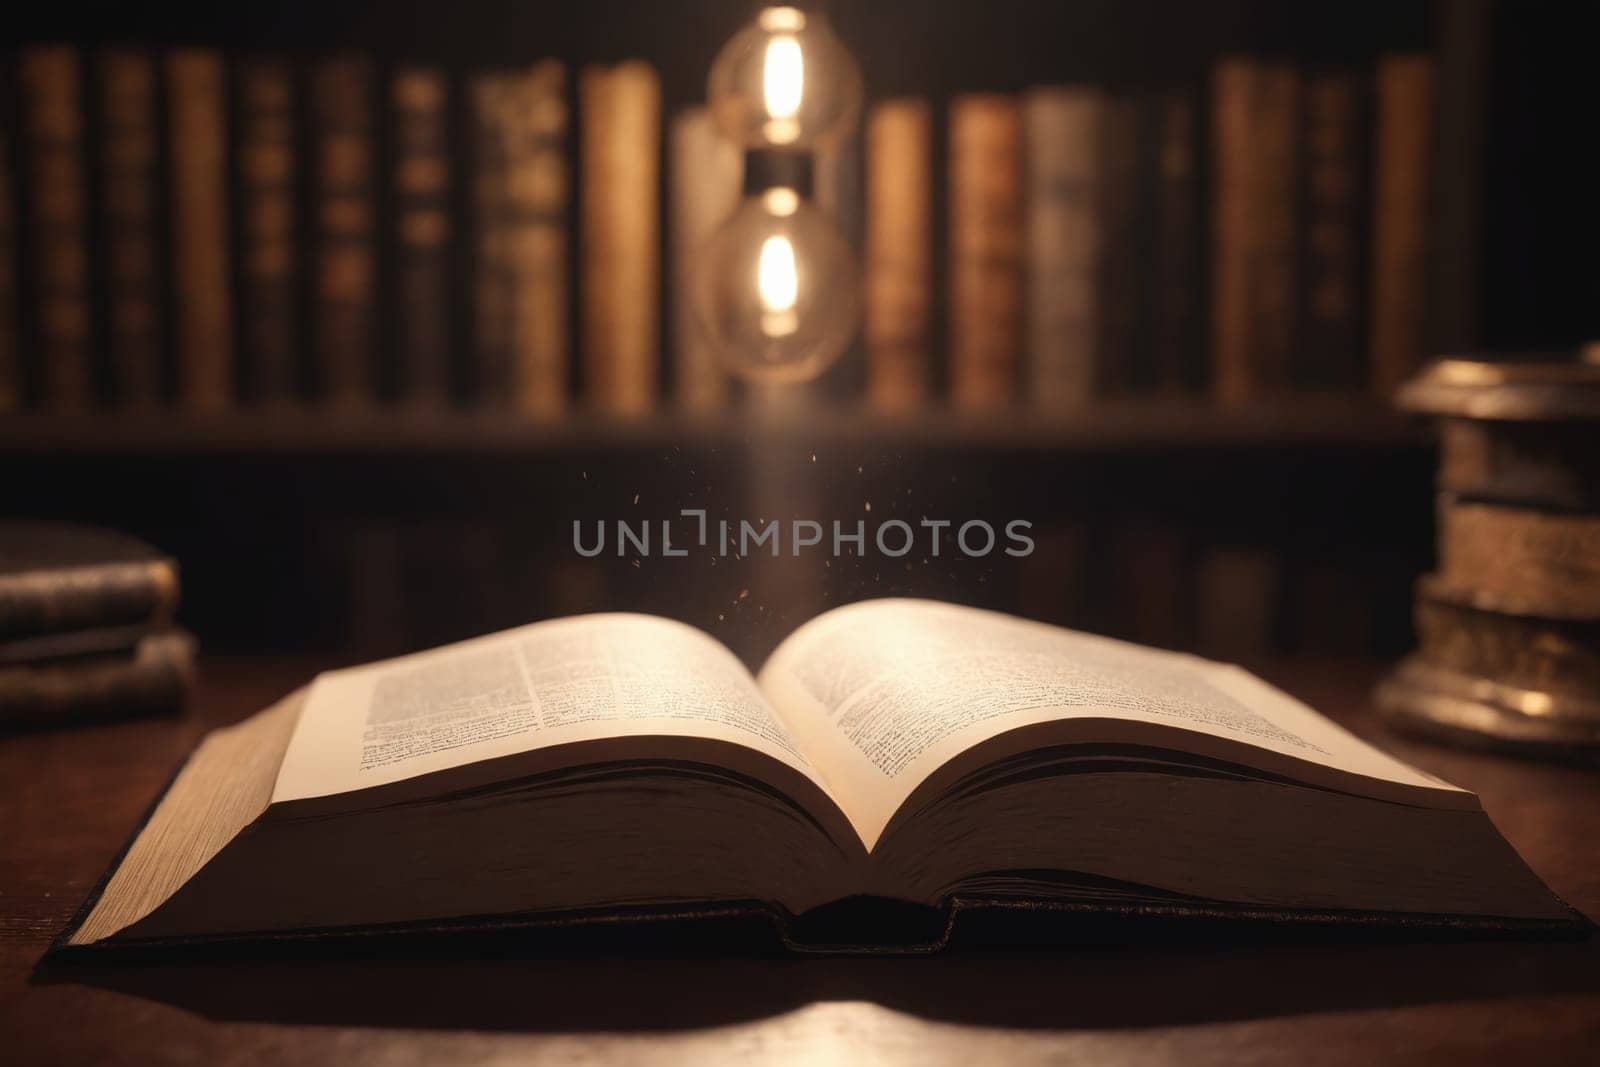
1380, 355, 1600, 754
0, 522, 194, 729
0, 45, 1438, 417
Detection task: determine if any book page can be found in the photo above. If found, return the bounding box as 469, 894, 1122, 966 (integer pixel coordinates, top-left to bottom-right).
758, 599, 1466, 850
274, 614, 825, 805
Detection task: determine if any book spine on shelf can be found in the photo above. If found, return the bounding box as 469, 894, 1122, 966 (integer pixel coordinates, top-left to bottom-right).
97, 50, 164, 407
948, 93, 1022, 409
1298, 71, 1365, 390
237, 58, 299, 406
1022, 87, 1102, 408
1210, 58, 1256, 407
668, 106, 739, 411
0, 74, 18, 412
166, 48, 233, 411
864, 97, 931, 411
815, 122, 864, 401
505, 61, 568, 415
471, 73, 512, 403
1149, 90, 1199, 392
1097, 92, 1143, 394
21, 46, 94, 411
391, 67, 453, 407
310, 55, 376, 406
1251, 63, 1301, 396
580, 61, 659, 413
1370, 54, 1434, 397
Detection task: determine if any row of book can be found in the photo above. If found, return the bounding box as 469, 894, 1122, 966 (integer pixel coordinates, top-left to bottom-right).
0, 45, 1437, 416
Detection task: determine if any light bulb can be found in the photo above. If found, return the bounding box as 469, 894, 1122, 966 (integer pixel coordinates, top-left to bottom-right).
707, 6, 863, 150
692, 184, 859, 383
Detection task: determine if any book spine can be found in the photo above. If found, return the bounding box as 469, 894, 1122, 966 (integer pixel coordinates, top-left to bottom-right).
1210, 58, 1256, 407
1250, 64, 1301, 395
505, 61, 569, 415
0, 90, 18, 412
166, 49, 233, 411
581, 61, 660, 413
1370, 54, 1434, 397
310, 56, 377, 406
815, 124, 865, 401
1299, 72, 1364, 389
948, 93, 1023, 409
1150, 91, 1199, 392
668, 106, 739, 411
1097, 93, 1144, 394
0, 558, 179, 641
470, 74, 511, 403
21, 46, 94, 410
97, 50, 164, 406
237, 58, 299, 405
1022, 87, 1102, 408
863, 98, 931, 411
391, 67, 453, 407
0, 630, 194, 727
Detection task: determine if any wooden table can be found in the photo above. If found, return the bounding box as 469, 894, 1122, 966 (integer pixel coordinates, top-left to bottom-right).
2, 657, 1597, 1065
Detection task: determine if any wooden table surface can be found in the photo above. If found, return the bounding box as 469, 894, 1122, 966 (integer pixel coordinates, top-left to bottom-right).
2, 657, 1597, 1065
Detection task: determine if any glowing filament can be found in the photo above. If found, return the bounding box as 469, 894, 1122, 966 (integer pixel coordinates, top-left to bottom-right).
762, 34, 803, 143
758, 235, 799, 337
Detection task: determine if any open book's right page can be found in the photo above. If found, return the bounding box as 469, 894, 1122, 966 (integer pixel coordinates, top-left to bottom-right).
758, 599, 1469, 852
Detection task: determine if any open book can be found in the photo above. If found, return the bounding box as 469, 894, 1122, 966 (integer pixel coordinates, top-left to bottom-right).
62, 599, 1580, 954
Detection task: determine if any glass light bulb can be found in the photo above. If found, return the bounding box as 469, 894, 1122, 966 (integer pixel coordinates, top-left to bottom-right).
692, 188, 859, 383
707, 6, 863, 150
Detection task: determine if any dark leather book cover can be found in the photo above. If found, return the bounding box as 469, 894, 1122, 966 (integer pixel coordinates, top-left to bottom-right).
95, 49, 165, 407
310, 55, 377, 407
391, 67, 453, 407
1096, 93, 1144, 393
1148, 90, 1200, 393
1298, 71, 1366, 389
20, 45, 95, 411
236, 57, 300, 406
0, 628, 194, 730
0, 522, 179, 640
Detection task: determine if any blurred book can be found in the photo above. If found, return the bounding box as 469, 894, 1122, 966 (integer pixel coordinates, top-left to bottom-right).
237, 58, 300, 405
310, 56, 376, 406
863, 97, 931, 411
948, 93, 1022, 408
668, 107, 739, 411
393, 67, 454, 407
1370, 54, 1434, 398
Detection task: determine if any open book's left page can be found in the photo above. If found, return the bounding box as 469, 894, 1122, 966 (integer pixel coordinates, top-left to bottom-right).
274, 614, 830, 807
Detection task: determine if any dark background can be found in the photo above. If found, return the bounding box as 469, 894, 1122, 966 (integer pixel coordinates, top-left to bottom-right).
2, 0, 1595, 667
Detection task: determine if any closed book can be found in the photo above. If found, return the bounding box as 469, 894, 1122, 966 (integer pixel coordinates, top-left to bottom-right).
237, 58, 299, 405
668, 107, 739, 411
0, 522, 178, 641
1370, 54, 1434, 397
0, 629, 194, 730
392, 68, 454, 407
580, 61, 659, 413
20, 45, 94, 410
1211, 59, 1301, 405
166, 49, 233, 411
96, 50, 164, 406
863, 97, 931, 411
1148, 91, 1200, 392
1022, 87, 1102, 408
0, 92, 18, 412
1299, 72, 1365, 389
505, 61, 568, 415
310, 56, 377, 406
1097, 93, 1144, 393
949, 94, 1023, 409
471, 74, 513, 402
815, 124, 865, 400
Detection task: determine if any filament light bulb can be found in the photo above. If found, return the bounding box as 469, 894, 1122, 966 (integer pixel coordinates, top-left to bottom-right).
708, 6, 862, 150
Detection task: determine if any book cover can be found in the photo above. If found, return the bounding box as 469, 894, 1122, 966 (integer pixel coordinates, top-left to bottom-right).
863, 97, 931, 411
580, 61, 659, 414
505, 61, 568, 415
1022, 86, 1102, 408
668, 106, 739, 411
392, 67, 453, 407
20, 45, 94, 411
166, 48, 233, 411
1299, 71, 1365, 389
1097, 93, 1143, 394
236, 57, 299, 406
310, 55, 377, 406
1148, 90, 1200, 392
96, 50, 164, 406
949, 94, 1022, 409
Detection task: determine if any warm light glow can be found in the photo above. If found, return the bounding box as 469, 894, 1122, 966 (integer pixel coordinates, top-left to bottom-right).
762, 32, 803, 144
762, 187, 800, 217
758, 234, 799, 337
758, 6, 806, 34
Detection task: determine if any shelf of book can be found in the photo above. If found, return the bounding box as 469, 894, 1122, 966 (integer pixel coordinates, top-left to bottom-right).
0, 396, 1424, 457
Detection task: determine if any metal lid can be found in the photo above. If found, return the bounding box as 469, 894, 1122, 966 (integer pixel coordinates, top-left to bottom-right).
1396, 347, 1600, 421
